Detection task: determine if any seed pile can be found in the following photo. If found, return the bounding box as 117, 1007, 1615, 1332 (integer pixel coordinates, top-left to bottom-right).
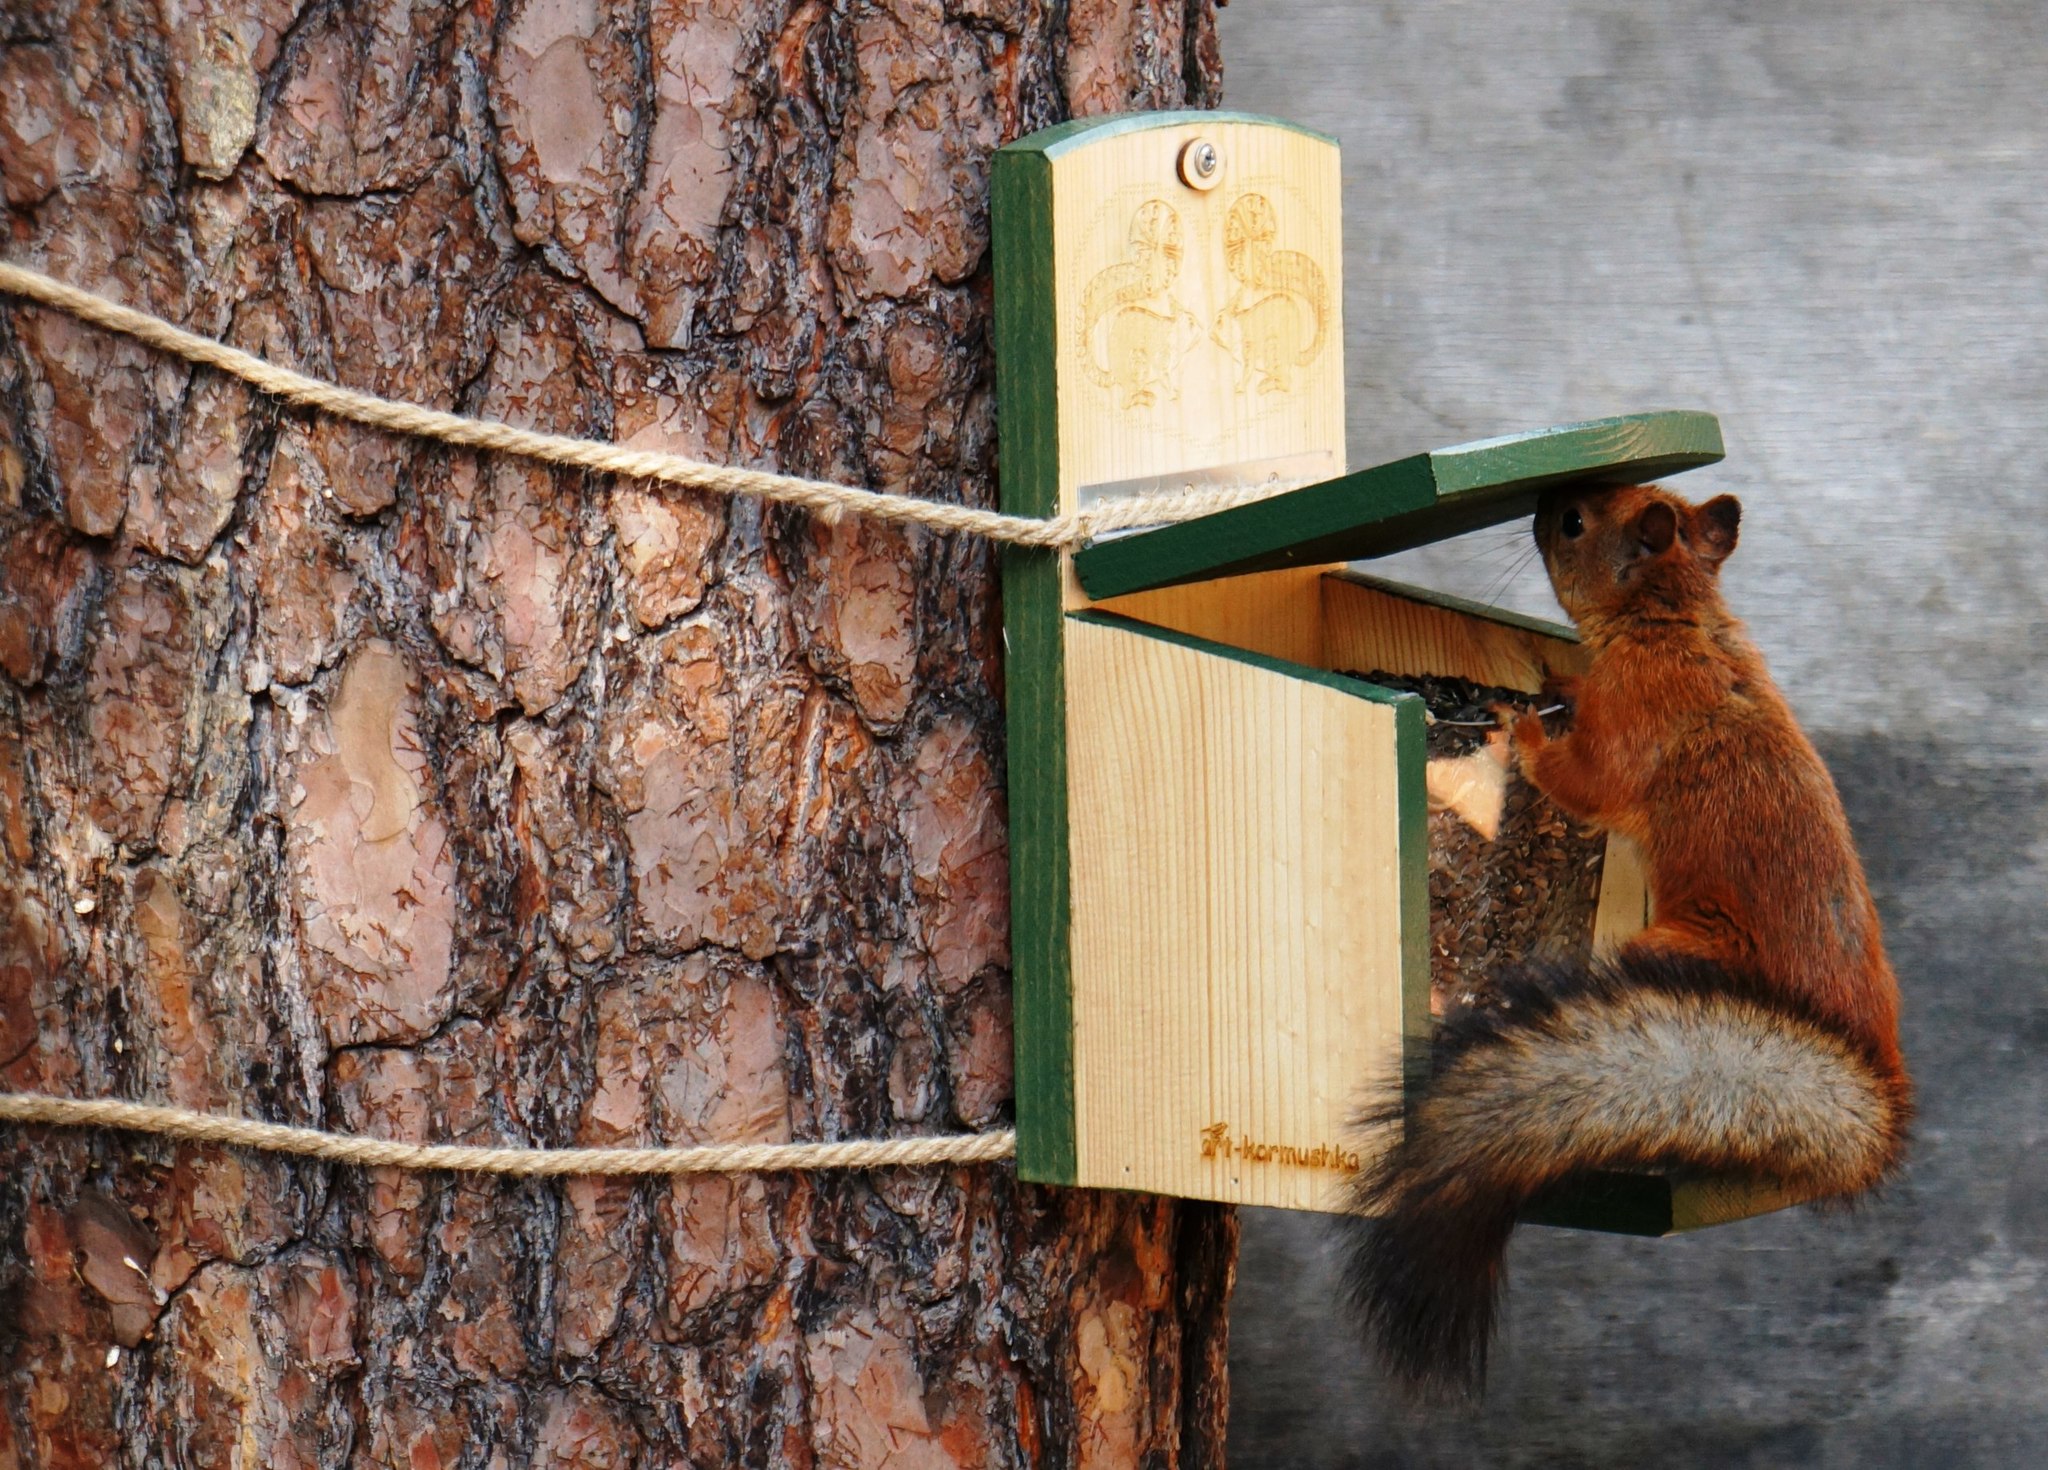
1346, 670, 1610, 1017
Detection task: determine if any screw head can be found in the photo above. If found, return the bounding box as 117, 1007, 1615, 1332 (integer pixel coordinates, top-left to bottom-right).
1178, 137, 1224, 191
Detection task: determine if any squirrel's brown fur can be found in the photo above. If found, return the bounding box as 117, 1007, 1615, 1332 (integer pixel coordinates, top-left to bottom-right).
1341, 483, 1912, 1398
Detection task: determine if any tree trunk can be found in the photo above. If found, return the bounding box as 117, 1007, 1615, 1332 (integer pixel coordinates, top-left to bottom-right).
0, 3, 1233, 1466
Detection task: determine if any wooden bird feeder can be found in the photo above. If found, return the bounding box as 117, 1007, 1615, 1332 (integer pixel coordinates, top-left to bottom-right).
993, 111, 1796, 1234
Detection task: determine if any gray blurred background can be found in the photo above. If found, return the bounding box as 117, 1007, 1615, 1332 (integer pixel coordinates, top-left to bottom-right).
1214, 2, 2048, 1465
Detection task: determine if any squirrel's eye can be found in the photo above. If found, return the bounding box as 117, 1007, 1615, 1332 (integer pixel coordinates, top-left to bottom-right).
1561, 508, 1585, 539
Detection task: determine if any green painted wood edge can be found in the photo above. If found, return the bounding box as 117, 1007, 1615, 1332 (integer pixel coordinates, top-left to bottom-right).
993, 142, 1077, 1185
1429, 409, 1724, 497
1073, 410, 1726, 599
1391, 692, 1431, 1075
1520, 1172, 1678, 1236
1323, 568, 1581, 646
1076, 454, 1439, 599
1066, 609, 1431, 1125
1521, 1172, 1808, 1237
1005, 109, 1337, 162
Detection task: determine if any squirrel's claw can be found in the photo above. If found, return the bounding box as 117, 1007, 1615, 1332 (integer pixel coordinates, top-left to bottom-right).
1493, 702, 1547, 755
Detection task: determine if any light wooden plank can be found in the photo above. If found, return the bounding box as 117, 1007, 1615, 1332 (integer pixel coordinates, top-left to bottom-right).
1063, 613, 1416, 1210
1522, 1169, 1808, 1237
1319, 570, 1588, 692
1043, 117, 1347, 535
1095, 566, 1588, 687
1592, 834, 1653, 950
1094, 564, 1333, 667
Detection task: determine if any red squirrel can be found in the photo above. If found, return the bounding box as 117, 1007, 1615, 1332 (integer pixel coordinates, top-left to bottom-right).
1342, 483, 1912, 1397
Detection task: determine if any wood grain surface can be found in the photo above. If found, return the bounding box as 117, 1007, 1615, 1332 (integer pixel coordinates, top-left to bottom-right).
1064, 613, 1413, 1210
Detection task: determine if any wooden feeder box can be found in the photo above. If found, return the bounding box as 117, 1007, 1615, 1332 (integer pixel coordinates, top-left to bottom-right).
994, 111, 1795, 1234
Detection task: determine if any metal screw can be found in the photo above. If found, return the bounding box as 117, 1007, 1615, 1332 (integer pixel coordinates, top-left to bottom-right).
1178, 137, 1223, 191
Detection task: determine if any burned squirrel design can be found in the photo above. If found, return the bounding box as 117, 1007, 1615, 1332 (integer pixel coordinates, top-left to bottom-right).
1342, 483, 1912, 1397
1213, 192, 1328, 395
1077, 199, 1204, 410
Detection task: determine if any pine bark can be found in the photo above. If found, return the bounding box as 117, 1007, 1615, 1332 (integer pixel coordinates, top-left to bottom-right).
0, 3, 1233, 1466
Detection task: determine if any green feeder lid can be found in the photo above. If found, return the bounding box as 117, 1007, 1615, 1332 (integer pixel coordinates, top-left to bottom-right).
1072, 409, 1725, 600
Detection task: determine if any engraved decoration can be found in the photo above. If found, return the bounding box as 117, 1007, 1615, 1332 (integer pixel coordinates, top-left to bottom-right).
1076, 199, 1205, 410
1215, 192, 1329, 396
1069, 176, 1334, 472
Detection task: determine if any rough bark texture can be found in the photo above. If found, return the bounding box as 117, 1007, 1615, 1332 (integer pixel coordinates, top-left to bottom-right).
0, 3, 1234, 1466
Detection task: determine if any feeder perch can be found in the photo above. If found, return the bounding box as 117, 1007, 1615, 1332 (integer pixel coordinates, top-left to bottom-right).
994, 111, 1800, 1234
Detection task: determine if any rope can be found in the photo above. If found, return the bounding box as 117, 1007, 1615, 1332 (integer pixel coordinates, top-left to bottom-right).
0, 1093, 1015, 1176
0, 262, 1267, 1178
0, 260, 1293, 548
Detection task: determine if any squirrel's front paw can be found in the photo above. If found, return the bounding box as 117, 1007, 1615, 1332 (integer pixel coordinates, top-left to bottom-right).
1495, 703, 1547, 755
1539, 671, 1581, 709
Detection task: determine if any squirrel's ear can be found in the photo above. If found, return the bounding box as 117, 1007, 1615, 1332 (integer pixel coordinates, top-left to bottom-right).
1635, 500, 1678, 555
1692, 495, 1742, 566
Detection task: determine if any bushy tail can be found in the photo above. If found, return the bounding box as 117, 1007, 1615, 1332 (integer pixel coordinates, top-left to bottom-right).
1339, 953, 1912, 1398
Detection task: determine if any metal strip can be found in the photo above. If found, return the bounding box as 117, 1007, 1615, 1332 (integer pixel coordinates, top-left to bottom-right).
1073, 449, 1338, 511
